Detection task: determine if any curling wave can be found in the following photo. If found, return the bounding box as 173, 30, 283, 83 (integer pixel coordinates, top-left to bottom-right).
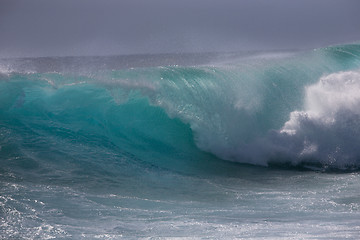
1, 43, 360, 171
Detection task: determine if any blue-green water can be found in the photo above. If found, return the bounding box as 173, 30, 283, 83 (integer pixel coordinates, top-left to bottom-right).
1, 44, 360, 239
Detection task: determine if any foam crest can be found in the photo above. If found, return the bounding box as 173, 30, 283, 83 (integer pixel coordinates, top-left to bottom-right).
276, 70, 360, 168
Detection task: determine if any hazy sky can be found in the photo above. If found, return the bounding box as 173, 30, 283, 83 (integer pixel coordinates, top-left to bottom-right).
1, 0, 360, 57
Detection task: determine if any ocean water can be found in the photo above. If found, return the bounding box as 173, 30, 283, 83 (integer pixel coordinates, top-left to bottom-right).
1, 43, 360, 239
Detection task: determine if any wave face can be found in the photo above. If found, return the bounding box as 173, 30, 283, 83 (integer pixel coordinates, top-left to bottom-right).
1, 44, 360, 172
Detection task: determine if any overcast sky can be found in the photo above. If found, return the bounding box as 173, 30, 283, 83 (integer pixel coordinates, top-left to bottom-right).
0, 0, 360, 58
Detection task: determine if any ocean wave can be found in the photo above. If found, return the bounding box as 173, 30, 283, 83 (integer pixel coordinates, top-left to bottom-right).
1, 43, 360, 171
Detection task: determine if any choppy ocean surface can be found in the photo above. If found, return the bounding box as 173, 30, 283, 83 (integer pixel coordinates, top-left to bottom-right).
1, 44, 360, 239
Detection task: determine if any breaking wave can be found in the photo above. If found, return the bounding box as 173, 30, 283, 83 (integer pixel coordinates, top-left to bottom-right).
1, 43, 360, 171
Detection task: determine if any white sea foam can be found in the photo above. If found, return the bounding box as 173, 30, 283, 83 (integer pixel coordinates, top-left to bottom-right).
282, 70, 360, 134
273, 70, 360, 168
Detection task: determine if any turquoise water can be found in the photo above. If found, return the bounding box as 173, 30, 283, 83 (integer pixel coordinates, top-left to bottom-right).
1, 44, 360, 239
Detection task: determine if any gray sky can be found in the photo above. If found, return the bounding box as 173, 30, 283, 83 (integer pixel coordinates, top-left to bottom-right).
0, 0, 359, 57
